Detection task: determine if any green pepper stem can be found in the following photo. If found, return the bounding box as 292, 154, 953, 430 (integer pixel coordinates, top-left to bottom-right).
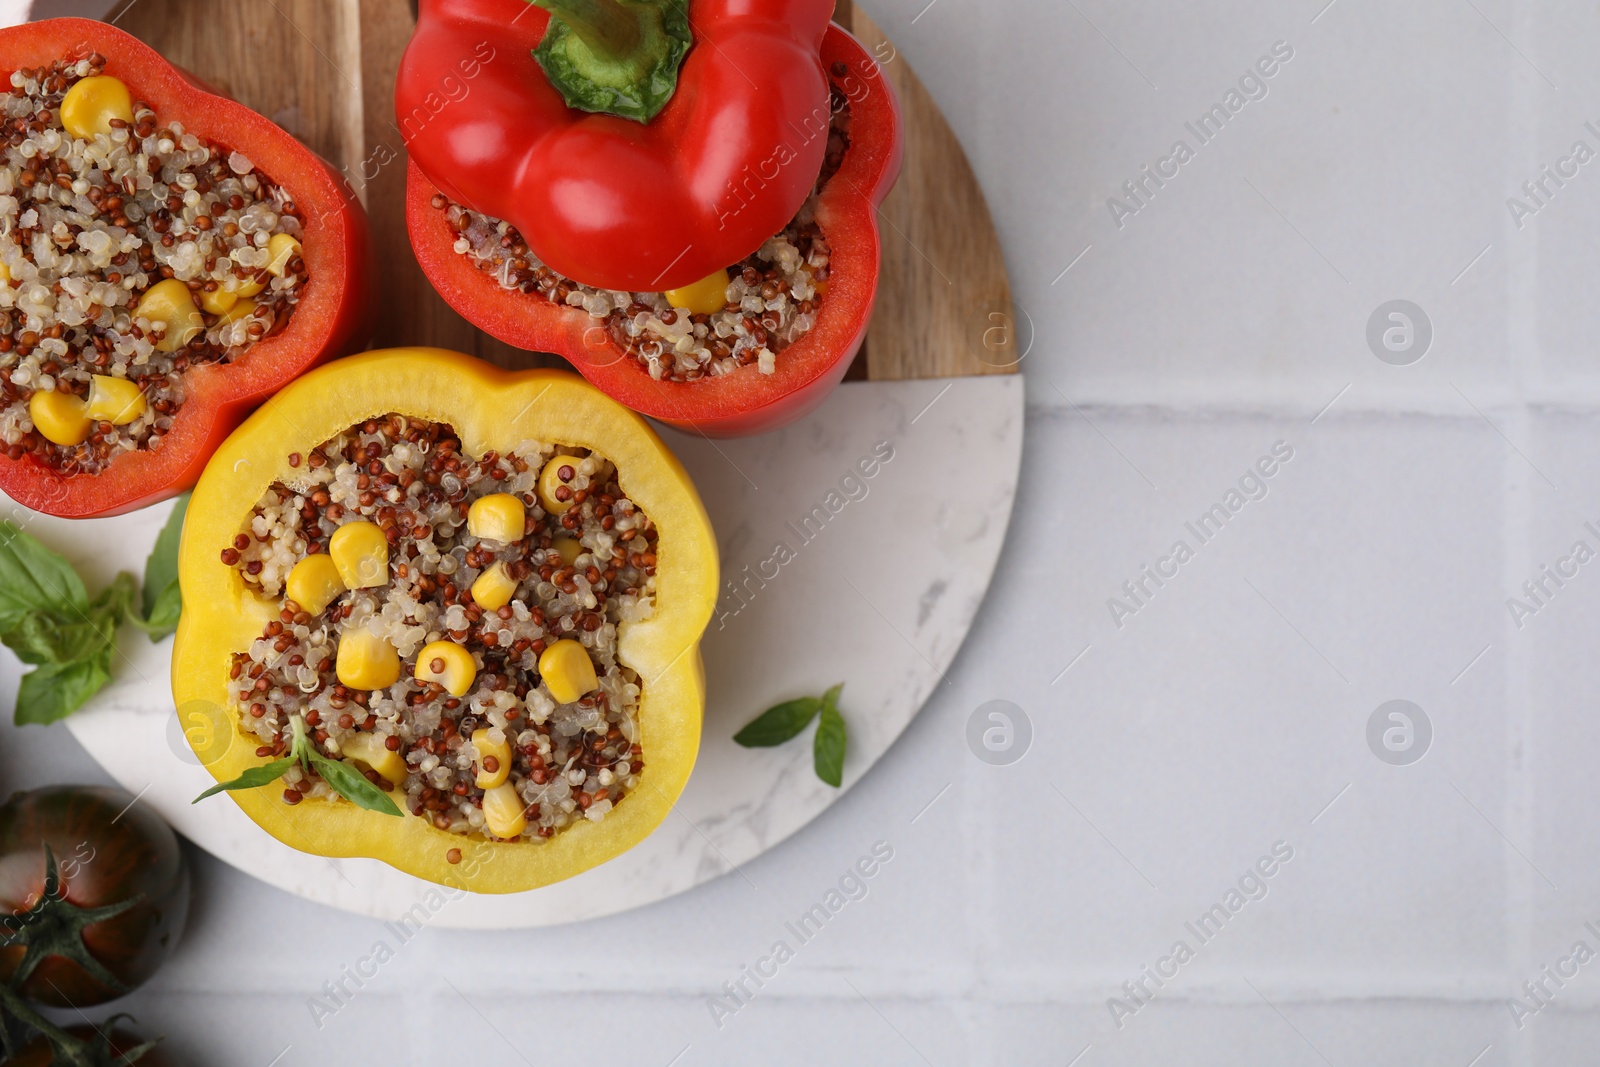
526, 0, 693, 124
532, 0, 643, 63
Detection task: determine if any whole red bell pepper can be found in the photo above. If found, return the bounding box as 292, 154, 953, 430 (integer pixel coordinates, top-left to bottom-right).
406, 20, 902, 437
398, 0, 837, 293
0, 19, 373, 519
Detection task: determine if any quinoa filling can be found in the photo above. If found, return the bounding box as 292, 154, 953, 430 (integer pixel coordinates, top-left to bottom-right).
0, 54, 308, 474
223, 414, 658, 843
434, 89, 852, 384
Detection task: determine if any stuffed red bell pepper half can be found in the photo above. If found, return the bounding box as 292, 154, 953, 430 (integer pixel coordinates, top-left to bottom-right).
399, 0, 902, 437
0, 19, 373, 518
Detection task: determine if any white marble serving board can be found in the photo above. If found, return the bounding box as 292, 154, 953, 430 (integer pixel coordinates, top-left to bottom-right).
8, 374, 1022, 927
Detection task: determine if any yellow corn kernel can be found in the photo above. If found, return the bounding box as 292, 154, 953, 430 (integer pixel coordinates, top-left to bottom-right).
467, 493, 525, 543
472, 727, 513, 789
336, 627, 400, 691
470, 561, 518, 611
539, 639, 599, 705
28, 389, 90, 446
135, 279, 204, 352
216, 297, 257, 327
664, 268, 731, 317
285, 553, 345, 615
339, 730, 407, 786
59, 75, 134, 141
536, 455, 580, 514
200, 287, 238, 316
0, 260, 11, 283
85, 374, 145, 425
232, 273, 268, 300
414, 640, 476, 697
553, 537, 582, 566
265, 233, 302, 277
481, 781, 527, 839
328, 521, 389, 589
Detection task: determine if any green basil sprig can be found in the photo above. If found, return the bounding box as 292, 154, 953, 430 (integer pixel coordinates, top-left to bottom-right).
0, 495, 187, 726
195, 715, 403, 816
735, 683, 848, 787
140, 491, 188, 637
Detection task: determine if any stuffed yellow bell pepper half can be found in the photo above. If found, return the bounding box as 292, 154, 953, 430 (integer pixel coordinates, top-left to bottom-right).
174, 349, 717, 892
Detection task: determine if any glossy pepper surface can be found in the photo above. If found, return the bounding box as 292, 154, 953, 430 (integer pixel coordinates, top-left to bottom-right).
173, 349, 718, 892
397, 0, 835, 292
0, 18, 374, 518
407, 23, 902, 437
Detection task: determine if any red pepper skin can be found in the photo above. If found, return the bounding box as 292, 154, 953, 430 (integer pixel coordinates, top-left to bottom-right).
407, 24, 901, 438
0, 19, 374, 518
398, 0, 836, 293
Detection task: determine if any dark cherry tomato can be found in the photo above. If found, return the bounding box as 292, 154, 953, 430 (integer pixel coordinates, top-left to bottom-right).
0, 787, 190, 1007
2, 1026, 174, 1066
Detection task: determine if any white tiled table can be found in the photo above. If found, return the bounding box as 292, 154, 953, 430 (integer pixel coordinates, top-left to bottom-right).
7, 0, 1600, 1062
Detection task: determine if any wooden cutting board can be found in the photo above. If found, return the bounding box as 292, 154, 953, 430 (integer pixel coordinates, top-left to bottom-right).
109, 0, 1018, 381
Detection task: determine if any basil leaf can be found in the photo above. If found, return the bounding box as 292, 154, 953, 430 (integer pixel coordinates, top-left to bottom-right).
90, 571, 137, 621
141, 492, 187, 634
287, 714, 312, 760
14, 658, 111, 726
734, 697, 822, 747
307, 752, 403, 816
0, 522, 88, 630
192, 753, 299, 803
83, 572, 137, 651
4, 565, 133, 725
813, 703, 846, 788
4, 610, 105, 666
821, 682, 843, 711
143, 582, 182, 637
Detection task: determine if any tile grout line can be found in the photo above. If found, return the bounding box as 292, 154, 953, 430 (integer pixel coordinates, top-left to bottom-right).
1503, 368, 1538, 1067
1018, 392, 1600, 421
1504, 4, 1539, 1063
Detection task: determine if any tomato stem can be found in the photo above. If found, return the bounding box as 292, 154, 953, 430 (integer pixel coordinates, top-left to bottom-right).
0, 985, 72, 1061
0, 992, 161, 1067
0, 845, 137, 997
